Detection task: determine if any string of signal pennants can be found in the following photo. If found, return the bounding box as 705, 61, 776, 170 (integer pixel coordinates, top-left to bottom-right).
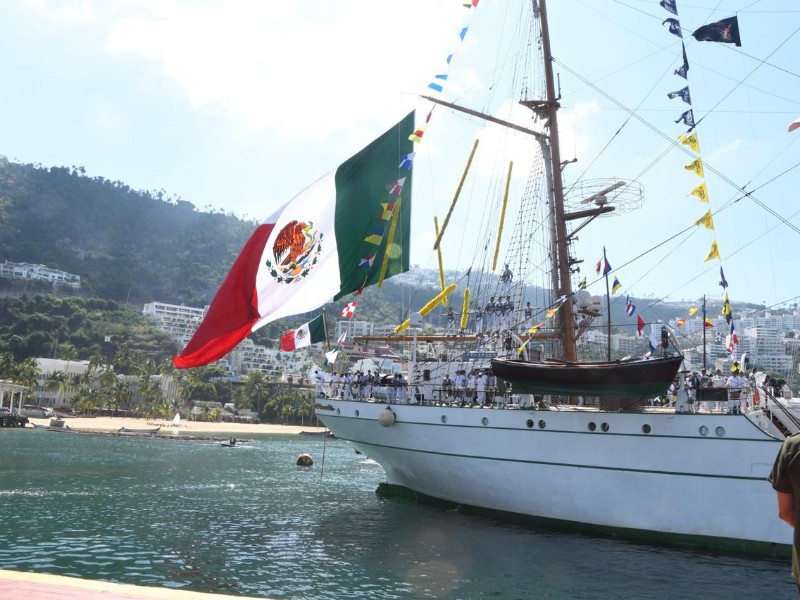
389, 0, 481, 335
343, 1, 481, 328
660, 0, 742, 360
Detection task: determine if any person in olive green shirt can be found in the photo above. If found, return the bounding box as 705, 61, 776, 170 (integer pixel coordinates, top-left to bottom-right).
769, 434, 800, 595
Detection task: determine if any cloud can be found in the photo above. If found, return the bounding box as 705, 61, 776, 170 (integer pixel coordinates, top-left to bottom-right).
104, 1, 467, 139
20, 0, 96, 24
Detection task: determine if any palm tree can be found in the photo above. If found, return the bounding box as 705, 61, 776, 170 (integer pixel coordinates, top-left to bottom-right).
87, 354, 105, 378
112, 344, 133, 376
13, 358, 41, 403
0, 352, 15, 379
44, 370, 69, 407
240, 371, 268, 416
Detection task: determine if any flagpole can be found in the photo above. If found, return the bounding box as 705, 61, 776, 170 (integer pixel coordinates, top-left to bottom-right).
702, 295, 707, 371
322, 308, 331, 353
604, 246, 611, 361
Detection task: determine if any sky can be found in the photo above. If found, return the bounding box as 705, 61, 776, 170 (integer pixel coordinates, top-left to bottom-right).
1, 0, 799, 312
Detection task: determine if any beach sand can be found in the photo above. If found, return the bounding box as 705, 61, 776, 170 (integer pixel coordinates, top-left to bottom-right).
26, 416, 326, 436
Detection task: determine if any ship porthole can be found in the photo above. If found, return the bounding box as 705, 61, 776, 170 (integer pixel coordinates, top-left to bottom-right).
699, 425, 709, 436
526, 419, 534, 429
715, 426, 726, 437
538, 420, 546, 429
441, 415, 447, 424
354, 410, 360, 417
601, 423, 610, 432
588, 422, 596, 432
481, 417, 489, 426
642, 424, 652, 434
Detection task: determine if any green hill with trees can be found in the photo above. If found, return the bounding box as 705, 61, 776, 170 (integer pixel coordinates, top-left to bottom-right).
0, 158, 254, 306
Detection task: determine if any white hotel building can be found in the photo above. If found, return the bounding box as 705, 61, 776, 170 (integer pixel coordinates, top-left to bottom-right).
142, 301, 311, 379
0, 260, 81, 288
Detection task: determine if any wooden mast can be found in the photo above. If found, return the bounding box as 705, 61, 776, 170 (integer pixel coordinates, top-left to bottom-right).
538, 0, 576, 361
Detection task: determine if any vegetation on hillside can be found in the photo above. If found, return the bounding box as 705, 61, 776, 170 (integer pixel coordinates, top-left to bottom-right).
0, 294, 176, 361
0, 158, 254, 305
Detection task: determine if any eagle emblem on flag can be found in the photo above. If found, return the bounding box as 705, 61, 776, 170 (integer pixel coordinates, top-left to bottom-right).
265, 220, 323, 284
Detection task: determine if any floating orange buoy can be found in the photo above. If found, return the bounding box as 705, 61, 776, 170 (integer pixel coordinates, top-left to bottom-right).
296, 453, 313, 467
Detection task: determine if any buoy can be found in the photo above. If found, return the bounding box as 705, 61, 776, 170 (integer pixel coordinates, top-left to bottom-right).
378, 407, 396, 427
296, 453, 313, 466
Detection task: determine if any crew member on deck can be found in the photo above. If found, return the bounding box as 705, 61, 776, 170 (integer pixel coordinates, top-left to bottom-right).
485, 297, 496, 331
501, 263, 513, 294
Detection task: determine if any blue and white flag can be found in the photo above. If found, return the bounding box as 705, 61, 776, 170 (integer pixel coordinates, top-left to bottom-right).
648, 325, 660, 356
427, 74, 448, 93
626, 297, 636, 316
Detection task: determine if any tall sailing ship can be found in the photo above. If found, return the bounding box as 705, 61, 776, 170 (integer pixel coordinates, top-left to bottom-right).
311, 1, 795, 554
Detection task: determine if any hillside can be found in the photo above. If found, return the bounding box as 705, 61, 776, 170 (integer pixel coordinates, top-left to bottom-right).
0, 158, 254, 306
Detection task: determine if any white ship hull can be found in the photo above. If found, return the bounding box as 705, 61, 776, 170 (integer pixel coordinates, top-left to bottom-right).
317, 400, 791, 554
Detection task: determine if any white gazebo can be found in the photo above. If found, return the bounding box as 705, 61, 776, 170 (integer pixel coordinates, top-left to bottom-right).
0, 380, 29, 414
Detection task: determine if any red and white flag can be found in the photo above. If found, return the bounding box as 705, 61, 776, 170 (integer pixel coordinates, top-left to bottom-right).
340, 301, 357, 318
637, 314, 646, 337
173, 113, 414, 368
336, 331, 347, 345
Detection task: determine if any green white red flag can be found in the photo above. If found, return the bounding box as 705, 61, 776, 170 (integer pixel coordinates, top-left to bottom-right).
174, 112, 414, 368
280, 315, 326, 351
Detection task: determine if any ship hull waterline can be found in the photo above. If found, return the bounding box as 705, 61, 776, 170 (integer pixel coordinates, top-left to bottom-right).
316, 399, 790, 556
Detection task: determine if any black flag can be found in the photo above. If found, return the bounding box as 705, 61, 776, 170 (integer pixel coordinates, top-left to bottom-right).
660, 0, 678, 15
675, 109, 695, 128
674, 42, 689, 79
692, 16, 741, 47
662, 18, 683, 38
667, 86, 692, 105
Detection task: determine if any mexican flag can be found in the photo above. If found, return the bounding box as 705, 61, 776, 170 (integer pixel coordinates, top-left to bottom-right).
280, 315, 326, 351
173, 111, 414, 369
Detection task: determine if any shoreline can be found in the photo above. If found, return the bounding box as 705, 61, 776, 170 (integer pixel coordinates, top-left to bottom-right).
27, 416, 327, 436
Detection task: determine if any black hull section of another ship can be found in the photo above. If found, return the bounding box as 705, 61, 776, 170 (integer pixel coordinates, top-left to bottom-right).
491, 355, 684, 409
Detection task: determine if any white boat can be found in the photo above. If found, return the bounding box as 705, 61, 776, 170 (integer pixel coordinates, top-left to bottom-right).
118, 427, 160, 435
313, 0, 795, 555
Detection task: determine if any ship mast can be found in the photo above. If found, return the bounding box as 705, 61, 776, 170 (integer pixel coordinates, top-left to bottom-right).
538, 0, 576, 361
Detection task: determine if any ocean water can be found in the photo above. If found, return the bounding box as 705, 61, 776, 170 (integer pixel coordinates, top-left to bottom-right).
0, 427, 795, 599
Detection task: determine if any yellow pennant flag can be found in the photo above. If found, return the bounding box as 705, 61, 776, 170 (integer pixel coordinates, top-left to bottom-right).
678, 132, 700, 153
704, 240, 721, 262
688, 307, 699, 316
684, 158, 704, 178
688, 182, 709, 203
693, 210, 715, 230
545, 307, 558, 318
460, 288, 470, 330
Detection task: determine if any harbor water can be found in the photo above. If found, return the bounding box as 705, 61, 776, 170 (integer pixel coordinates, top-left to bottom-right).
0, 427, 795, 599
